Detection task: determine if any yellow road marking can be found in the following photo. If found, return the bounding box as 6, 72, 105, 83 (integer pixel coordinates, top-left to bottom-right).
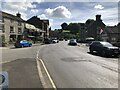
36, 49, 57, 90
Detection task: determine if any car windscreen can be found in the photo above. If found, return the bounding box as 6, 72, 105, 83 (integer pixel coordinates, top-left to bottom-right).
70, 39, 76, 42
101, 42, 113, 47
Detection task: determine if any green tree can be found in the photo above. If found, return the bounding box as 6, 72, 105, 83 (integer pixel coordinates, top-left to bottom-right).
61, 22, 68, 30
85, 19, 94, 27
68, 23, 80, 34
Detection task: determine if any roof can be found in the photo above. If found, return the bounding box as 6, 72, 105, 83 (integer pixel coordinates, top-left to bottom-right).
1, 11, 25, 22
106, 26, 119, 34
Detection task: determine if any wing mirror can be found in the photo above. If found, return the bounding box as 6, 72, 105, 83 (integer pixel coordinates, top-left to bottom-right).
0, 72, 9, 89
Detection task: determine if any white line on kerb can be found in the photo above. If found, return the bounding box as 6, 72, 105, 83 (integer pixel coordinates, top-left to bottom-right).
36, 49, 57, 90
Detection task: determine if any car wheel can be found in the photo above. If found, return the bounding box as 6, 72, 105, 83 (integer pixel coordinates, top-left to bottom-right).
29, 44, 31, 47
90, 48, 93, 53
21, 45, 24, 48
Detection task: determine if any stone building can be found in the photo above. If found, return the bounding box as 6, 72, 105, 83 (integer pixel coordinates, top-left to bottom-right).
27, 16, 49, 39
86, 15, 106, 40
0, 11, 25, 44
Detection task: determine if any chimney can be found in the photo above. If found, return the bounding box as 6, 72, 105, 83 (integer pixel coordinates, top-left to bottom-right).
16, 12, 21, 18
96, 15, 101, 21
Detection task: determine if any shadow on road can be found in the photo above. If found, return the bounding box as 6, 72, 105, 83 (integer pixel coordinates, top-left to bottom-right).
87, 52, 119, 59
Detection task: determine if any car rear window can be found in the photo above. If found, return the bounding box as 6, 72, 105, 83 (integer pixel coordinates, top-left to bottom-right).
100, 42, 113, 47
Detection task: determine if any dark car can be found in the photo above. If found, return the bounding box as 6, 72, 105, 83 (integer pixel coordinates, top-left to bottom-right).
68, 39, 77, 46
76, 39, 86, 43
44, 38, 52, 44
14, 40, 32, 48
89, 41, 120, 57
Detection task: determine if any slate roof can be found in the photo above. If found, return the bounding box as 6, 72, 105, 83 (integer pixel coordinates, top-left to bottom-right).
0, 11, 25, 22
27, 16, 49, 29
106, 26, 119, 34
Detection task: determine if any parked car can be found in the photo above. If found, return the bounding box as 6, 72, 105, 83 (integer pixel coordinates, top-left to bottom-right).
52, 39, 59, 43
64, 38, 68, 41
85, 37, 95, 46
68, 39, 77, 45
76, 39, 86, 43
44, 38, 52, 44
14, 40, 32, 48
89, 41, 120, 57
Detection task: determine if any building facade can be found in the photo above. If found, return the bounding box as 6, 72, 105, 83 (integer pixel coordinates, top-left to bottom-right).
86, 15, 106, 40
0, 11, 25, 45
24, 23, 45, 42
27, 16, 49, 39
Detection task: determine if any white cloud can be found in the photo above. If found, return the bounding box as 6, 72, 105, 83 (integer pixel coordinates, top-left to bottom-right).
38, 14, 48, 19
44, 6, 71, 18
38, 14, 53, 27
1, 2, 39, 20
2, 2, 36, 12
2, 0, 44, 3
31, 9, 39, 14
94, 4, 104, 10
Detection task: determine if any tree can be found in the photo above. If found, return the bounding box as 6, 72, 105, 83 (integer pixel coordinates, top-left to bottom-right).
85, 19, 94, 27
68, 23, 80, 34
61, 22, 68, 30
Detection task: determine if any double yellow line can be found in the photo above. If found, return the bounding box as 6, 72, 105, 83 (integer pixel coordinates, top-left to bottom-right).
36, 49, 57, 90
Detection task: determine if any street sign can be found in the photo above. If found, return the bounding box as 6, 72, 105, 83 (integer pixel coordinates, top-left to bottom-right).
0, 72, 8, 89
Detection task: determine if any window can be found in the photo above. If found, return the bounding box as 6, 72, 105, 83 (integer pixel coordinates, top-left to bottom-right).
0, 24, 4, 32
18, 28, 22, 34
18, 22, 22, 26
112, 37, 116, 41
10, 19, 14, 23
10, 26, 14, 33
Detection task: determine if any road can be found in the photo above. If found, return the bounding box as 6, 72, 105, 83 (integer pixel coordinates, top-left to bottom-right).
2, 44, 43, 88
1, 41, 119, 88
38, 41, 119, 88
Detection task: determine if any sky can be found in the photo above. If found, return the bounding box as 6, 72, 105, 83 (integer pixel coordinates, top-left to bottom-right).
1, 0, 119, 30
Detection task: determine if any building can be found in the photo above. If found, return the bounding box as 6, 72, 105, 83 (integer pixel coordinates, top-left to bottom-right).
24, 23, 45, 42
27, 16, 49, 39
86, 15, 106, 40
103, 25, 120, 47
0, 11, 25, 45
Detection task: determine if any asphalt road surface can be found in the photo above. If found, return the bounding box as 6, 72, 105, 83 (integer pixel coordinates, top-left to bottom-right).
38, 41, 119, 88
2, 44, 43, 88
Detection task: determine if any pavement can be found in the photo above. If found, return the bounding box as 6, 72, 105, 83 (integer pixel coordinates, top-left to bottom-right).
0, 43, 42, 49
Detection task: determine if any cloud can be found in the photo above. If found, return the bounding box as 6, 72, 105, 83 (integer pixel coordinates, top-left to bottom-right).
2, 0, 44, 3
94, 4, 104, 10
38, 14, 48, 19
44, 6, 71, 18
2, 2, 36, 12
1, 2, 39, 20
38, 14, 53, 27
31, 9, 39, 14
